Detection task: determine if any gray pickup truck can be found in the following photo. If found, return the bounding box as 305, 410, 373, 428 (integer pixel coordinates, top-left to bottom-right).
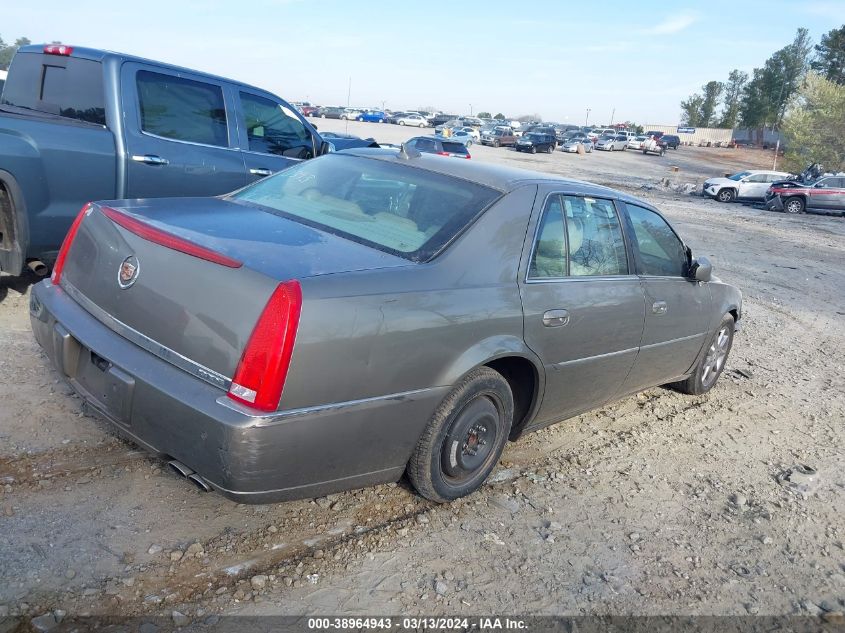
0, 44, 364, 275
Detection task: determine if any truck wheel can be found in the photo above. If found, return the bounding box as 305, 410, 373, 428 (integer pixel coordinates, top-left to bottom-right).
784, 197, 805, 214
407, 367, 514, 502
716, 188, 735, 203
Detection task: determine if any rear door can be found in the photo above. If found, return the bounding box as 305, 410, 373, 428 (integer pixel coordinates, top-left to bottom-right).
738, 173, 771, 199
121, 63, 247, 198
520, 191, 645, 426
619, 202, 710, 392
235, 90, 319, 184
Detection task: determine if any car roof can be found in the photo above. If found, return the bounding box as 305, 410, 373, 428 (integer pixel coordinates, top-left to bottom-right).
340, 148, 650, 203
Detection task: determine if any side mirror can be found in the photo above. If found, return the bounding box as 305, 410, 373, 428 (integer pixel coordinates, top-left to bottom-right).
312, 123, 318, 130
318, 140, 335, 156
689, 256, 712, 282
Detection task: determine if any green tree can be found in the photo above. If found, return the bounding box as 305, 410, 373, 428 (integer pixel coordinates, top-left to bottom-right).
740, 28, 813, 131
811, 25, 845, 84
0, 36, 31, 70
493, 113, 506, 120
700, 80, 724, 126
782, 72, 845, 171
680, 94, 705, 126
719, 70, 748, 128
476, 111, 491, 119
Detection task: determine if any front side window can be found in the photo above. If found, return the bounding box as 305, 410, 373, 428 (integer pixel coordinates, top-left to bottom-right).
239, 92, 313, 158
625, 204, 687, 277
136, 70, 228, 147
746, 174, 768, 183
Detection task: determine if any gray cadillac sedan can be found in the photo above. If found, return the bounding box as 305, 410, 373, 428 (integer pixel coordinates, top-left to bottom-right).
30, 148, 741, 503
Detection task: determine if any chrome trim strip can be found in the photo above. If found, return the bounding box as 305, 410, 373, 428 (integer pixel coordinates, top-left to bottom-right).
61, 280, 232, 391
639, 333, 703, 350
215, 387, 437, 423
553, 346, 638, 368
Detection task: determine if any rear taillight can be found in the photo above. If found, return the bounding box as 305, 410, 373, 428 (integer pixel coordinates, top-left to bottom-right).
51, 203, 92, 284
44, 44, 73, 56
101, 206, 242, 268
228, 281, 302, 412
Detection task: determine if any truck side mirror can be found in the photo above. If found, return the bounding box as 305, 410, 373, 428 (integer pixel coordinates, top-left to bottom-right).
689, 256, 712, 282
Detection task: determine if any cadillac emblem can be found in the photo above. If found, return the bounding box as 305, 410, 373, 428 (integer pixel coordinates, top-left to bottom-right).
118, 255, 140, 289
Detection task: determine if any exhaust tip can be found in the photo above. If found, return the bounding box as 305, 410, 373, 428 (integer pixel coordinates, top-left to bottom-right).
167, 460, 195, 478
27, 260, 49, 277
187, 473, 212, 492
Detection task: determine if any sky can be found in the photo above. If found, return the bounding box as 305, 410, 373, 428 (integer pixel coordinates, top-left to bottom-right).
3, 0, 844, 125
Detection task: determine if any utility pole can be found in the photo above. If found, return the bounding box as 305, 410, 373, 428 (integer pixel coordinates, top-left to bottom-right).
345, 76, 352, 133
610, 107, 615, 126
585, 108, 591, 126
469, 104, 473, 116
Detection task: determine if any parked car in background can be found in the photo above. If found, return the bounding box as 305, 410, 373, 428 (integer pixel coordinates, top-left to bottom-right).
627, 135, 648, 150
340, 108, 362, 120
642, 136, 669, 156
434, 119, 462, 134
31, 148, 740, 503
662, 134, 681, 150
461, 116, 483, 128
561, 138, 593, 153
481, 127, 517, 147
458, 126, 481, 142
515, 132, 556, 154
0, 43, 341, 275
702, 170, 791, 203
429, 113, 460, 128
443, 129, 476, 146
596, 135, 628, 151
764, 175, 845, 215
356, 110, 388, 123
397, 114, 428, 127
404, 136, 472, 158
318, 106, 346, 119
645, 130, 665, 139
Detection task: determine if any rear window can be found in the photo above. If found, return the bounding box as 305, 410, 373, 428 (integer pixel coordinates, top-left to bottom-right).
230, 154, 501, 262
1, 52, 105, 125
442, 142, 469, 154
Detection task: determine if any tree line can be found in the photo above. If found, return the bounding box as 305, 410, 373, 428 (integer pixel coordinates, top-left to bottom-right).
680, 25, 844, 130
0, 35, 31, 71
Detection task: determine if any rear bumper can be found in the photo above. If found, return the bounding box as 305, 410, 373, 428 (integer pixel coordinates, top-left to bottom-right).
29, 281, 445, 503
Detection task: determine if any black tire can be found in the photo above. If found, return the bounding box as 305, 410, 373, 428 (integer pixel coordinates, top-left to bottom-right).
784, 196, 805, 214
407, 367, 514, 502
547, 144, 554, 154
530, 146, 536, 154
671, 314, 735, 395
716, 188, 735, 203
494, 140, 500, 148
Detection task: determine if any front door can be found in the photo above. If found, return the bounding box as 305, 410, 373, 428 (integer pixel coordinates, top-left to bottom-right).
520, 193, 645, 426
236, 90, 319, 184
122, 64, 246, 198
738, 173, 771, 199
619, 202, 711, 393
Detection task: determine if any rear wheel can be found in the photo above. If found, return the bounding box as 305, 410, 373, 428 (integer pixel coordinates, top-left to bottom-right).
531, 146, 536, 154
784, 197, 805, 214
716, 188, 736, 203
547, 144, 554, 153
399, 121, 405, 126
671, 314, 735, 395
494, 140, 500, 148
407, 367, 514, 502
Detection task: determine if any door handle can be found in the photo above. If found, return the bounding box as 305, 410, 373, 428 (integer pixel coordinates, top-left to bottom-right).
249, 168, 273, 177
131, 154, 169, 166
652, 301, 668, 315
542, 309, 570, 327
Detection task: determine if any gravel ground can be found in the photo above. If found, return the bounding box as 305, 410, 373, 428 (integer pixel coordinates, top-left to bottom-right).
1, 120, 843, 627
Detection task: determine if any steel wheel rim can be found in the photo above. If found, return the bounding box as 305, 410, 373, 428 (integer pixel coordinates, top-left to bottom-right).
701, 326, 731, 387
440, 395, 501, 486
786, 199, 801, 213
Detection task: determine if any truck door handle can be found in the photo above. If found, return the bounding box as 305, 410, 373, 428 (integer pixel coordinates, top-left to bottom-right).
542, 309, 570, 327
652, 301, 668, 315
249, 168, 273, 177
131, 154, 169, 166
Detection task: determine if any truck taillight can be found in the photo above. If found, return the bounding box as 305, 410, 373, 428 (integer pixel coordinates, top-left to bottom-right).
51, 203, 92, 285
228, 281, 302, 412
44, 44, 73, 56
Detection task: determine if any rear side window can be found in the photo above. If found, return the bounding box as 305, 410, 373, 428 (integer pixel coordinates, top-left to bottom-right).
442, 142, 468, 154
1, 53, 105, 125
136, 70, 228, 147
230, 154, 501, 262
239, 92, 313, 158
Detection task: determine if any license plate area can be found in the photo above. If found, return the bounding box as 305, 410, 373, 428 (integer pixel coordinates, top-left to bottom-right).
73, 348, 136, 425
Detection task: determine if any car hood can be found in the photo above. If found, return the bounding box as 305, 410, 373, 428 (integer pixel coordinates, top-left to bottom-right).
703, 177, 735, 187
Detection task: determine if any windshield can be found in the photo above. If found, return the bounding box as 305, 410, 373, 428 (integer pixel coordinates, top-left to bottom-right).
230, 154, 501, 262
729, 171, 752, 181
527, 134, 545, 141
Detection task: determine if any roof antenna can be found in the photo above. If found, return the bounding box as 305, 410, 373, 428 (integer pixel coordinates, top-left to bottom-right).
398, 142, 421, 159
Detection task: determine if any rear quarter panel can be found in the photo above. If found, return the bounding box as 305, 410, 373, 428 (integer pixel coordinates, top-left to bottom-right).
281, 184, 542, 411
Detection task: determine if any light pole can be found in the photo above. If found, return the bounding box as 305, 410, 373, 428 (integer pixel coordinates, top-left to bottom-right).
585, 108, 591, 126
469, 104, 473, 116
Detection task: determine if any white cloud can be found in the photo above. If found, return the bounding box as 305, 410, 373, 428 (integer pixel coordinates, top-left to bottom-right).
650, 12, 699, 35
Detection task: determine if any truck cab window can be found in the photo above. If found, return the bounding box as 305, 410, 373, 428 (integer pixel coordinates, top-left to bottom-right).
136, 71, 228, 147
239, 92, 313, 159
